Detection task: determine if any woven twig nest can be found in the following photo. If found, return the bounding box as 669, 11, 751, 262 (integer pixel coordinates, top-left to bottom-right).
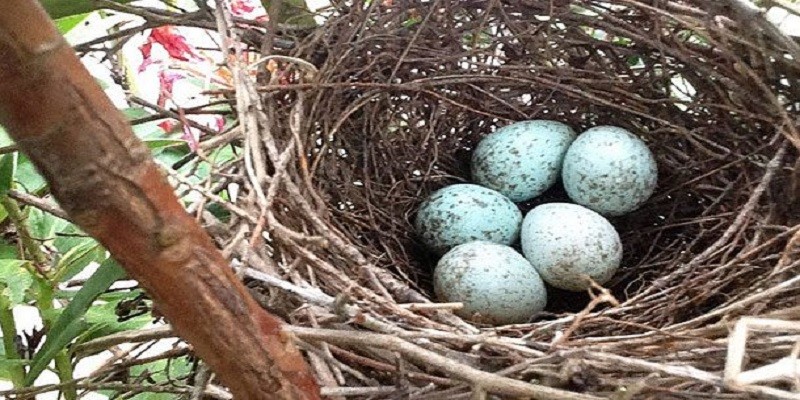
205, 1, 800, 398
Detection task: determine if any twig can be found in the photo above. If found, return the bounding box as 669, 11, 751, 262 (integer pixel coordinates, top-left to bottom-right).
549, 281, 620, 348
73, 325, 175, 357
7, 189, 70, 221
399, 302, 464, 311
189, 363, 213, 400
291, 327, 604, 400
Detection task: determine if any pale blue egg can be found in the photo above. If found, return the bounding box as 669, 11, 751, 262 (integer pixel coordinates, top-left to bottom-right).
415, 184, 522, 255
521, 203, 622, 291
562, 126, 658, 216
434, 241, 547, 325
472, 120, 577, 202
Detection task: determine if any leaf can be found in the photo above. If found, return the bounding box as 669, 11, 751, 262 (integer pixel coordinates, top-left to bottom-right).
40, 0, 135, 19
206, 202, 231, 223
612, 36, 633, 46
627, 55, 644, 68
121, 107, 151, 120
15, 155, 48, 194
54, 13, 90, 34
97, 288, 145, 303
77, 300, 151, 344
0, 152, 17, 196
26, 207, 71, 245
0, 241, 19, 259
0, 358, 28, 381
154, 148, 192, 168
101, 357, 192, 399
0, 126, 14, 147
143, 138, 188, 150
403, 16, 422, 28
25, 258, 127, 385
0, 259, 33, 305
52, 225, 93, 253
52, 240, 104, 283
132, 120, 171, 140
0, 204, 7, 225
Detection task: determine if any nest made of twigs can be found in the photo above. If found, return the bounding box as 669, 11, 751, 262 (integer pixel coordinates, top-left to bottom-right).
129, 1, 800, 398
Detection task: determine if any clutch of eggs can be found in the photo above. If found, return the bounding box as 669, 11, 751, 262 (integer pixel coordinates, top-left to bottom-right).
417, 121, 656, 323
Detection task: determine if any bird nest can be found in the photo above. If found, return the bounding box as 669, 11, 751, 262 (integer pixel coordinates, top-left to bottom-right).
104, 1, 800, 398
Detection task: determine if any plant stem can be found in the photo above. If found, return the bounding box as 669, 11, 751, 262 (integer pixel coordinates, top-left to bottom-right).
0, 295, 25, 387
36, 281, 77, 400
0, 196, 76, 400
0, 197, 48, 269
53, 353, 76, 398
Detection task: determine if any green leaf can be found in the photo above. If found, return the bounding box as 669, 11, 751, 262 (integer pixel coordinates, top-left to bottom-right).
627, 55, 644, 68
84, 288, 143, 303
0, 242, 20, 259
205, 202, 231, 223
102, 357, 192, 399
154, 148, 191, 168
52, 240, 105, 283
143, 138, 188, 150
25, 258, 127, 385
26, 207, 71, 245
403, 16, 422, 28
0, 358, 28, 381
15, 155, 47, 193
0, 127, 14, 147
0, 204, 8, 225
0, 153, 17, 196
40, 0, 135, 19
54, 13, 90, 34
188, 145, 236, 178
0, 259, 33, 305
78, 300, 151, 344
52, 226, 92, 254
612, 36, 633, 46
121, 107, 151, 120
131, 120, 166, 138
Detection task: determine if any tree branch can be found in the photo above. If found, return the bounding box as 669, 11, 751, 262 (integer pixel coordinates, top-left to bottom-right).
0, 1, 320, 399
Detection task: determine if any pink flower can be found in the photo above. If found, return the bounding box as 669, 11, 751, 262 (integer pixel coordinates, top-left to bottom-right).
139, 26, 200, 72
229, 0, 267, 20
230, 0, 256, 14
156, 70, 184, 108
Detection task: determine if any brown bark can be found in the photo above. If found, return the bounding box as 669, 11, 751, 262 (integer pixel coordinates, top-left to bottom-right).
0, 2, 320, 399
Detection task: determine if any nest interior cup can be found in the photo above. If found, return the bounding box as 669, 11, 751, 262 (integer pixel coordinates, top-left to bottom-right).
307, 2, 797, 316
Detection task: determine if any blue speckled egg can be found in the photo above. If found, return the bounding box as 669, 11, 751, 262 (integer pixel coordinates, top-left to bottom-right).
415, 184, 522, 255
521, 203, 622, 291
562, 126, 658, 216
434, 241, 547, 325
471, 120, 577, 202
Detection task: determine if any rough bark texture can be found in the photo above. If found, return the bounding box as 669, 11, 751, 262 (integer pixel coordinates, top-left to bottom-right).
0, 2, 320, 399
